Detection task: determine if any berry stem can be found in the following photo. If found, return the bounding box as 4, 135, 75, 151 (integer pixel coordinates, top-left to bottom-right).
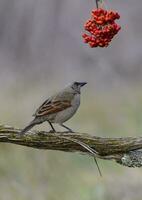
96, 0, 99, 9
95, 0, 103, 9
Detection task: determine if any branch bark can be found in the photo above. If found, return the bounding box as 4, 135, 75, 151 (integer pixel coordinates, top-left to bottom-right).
1, 124, 142, 168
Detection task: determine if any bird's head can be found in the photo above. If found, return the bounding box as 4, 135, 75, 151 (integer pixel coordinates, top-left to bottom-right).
71, 81, 87, 93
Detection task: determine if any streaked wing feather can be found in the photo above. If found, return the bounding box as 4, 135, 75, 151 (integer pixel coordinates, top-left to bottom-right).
33, 98, 51, 116
35, 100, 71, 117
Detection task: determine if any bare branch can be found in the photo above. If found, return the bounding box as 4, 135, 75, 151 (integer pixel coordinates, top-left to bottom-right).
0, 125, 142, 168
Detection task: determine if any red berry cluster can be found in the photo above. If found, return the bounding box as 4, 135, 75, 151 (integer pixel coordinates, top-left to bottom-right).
82, 8, 121, 48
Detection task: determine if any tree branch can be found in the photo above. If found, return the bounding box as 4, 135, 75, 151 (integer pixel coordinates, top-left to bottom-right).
1, 125, 142, 168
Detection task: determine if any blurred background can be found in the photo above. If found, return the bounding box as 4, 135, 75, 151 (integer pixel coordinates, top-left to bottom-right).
0, 0, 142, 199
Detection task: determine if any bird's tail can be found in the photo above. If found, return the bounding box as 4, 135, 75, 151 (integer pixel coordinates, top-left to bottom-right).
20, 120, 37, 135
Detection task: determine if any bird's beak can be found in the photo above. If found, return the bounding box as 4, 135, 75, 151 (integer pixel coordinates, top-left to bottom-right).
79, 82, 87, 87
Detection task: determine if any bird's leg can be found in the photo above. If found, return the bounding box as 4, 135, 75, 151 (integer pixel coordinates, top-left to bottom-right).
48, 121, 56, 133
60, 124, 74, 133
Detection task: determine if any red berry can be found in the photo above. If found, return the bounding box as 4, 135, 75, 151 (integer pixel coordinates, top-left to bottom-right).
82, 8, 121, 48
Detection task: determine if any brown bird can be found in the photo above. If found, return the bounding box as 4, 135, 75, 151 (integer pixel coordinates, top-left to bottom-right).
20, 82, 87, 134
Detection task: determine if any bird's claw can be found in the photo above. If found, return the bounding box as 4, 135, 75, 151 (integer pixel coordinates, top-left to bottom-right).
49, 130, 56, 133
64, 130, 74, 133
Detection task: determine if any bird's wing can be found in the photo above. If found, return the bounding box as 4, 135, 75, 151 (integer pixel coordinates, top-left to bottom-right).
34, 99, 71, 117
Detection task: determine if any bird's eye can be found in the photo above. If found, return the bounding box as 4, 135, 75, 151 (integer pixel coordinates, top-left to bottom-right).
74, 82, 79, 86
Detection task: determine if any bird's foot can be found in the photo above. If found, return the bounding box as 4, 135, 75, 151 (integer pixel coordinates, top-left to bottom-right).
37, 131, 47, 136
49, 129, 56, 133
61, 130, 74, 134
37, 130, 55, 135
68, 130, 74, 133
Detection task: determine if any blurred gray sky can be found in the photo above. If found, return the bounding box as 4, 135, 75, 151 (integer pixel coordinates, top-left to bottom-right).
0, 0, 142, 91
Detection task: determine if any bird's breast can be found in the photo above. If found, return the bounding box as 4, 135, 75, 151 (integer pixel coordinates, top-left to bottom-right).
54, 94, 80, 123
71, 93, 80, 107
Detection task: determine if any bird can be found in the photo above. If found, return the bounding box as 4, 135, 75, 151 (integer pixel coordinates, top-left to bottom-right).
20, 81, 87, 134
